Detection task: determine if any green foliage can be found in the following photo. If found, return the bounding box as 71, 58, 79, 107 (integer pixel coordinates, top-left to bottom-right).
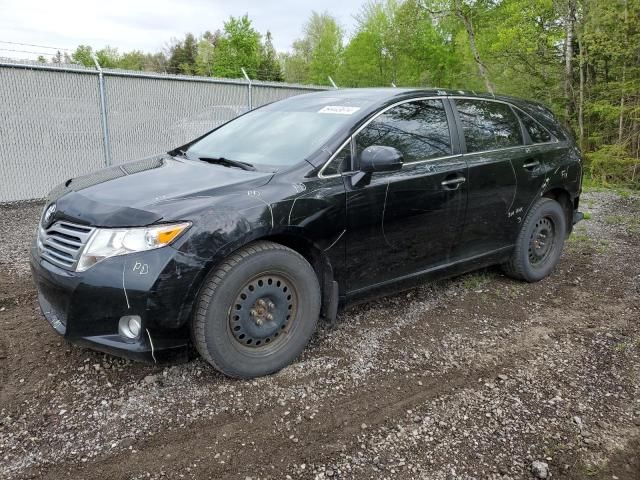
167, 33, 198, 75
71, 45, 94, 67
61, 1, 639, 189
585, 144, 640, 189
257, 31, 283, 81
338, 0, 455, 87
283, 12, 343, 86
461, 271, 490, 290
212, 15, 262, 78
118, 50, 146, 71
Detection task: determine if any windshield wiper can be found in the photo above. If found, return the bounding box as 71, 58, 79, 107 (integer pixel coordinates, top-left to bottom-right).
198, 156, 256, 171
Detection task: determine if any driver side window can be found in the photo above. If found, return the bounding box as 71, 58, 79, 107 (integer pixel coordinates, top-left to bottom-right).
355, 99, 452, 165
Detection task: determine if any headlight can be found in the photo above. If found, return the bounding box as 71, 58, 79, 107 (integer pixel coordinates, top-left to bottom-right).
76, 222, 191, 272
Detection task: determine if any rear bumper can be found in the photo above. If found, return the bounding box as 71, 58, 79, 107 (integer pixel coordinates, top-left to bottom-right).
30, 243, 206, 363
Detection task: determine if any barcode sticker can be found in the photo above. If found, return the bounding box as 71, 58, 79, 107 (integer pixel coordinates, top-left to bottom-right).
318, 106, 360, 115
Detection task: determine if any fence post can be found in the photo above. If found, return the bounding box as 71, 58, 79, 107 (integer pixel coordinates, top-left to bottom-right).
92, 54, 112, 166
241, 67, 252, 110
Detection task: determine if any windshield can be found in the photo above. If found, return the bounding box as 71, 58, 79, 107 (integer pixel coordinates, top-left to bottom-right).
185, 95, 363, 167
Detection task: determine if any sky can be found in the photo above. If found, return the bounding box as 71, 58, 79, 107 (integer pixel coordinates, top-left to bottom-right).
0, 0, 360, 61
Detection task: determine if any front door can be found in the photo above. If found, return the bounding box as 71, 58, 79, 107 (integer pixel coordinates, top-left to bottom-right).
345, 98, 468, 293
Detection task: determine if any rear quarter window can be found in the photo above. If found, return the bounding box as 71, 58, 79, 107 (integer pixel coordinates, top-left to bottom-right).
517, 103, 567, 142
518, 112, 553, 143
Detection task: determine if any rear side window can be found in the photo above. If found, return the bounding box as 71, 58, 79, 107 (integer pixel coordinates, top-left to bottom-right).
455, 99, 523, 153
356, 99, 452, 163
519, 112, 553, 143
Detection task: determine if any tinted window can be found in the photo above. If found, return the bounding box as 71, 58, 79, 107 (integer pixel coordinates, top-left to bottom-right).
519, 112, 552, 143
322, 142, 351, 176
455, 100, 523, 153
356, 99, 452, 164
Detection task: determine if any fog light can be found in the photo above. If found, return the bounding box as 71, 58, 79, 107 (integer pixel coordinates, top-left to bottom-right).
119, 315, 142, 340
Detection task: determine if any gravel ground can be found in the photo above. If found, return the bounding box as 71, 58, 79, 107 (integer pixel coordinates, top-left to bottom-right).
0, 190, 638, 480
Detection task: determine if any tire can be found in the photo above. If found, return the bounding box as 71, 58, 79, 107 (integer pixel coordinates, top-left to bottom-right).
503, 197, 567, 282
192, 241, 320, 378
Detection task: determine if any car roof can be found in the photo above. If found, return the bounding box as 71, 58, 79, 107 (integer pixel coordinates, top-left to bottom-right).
298, 88, 562, 135
306, 87, 502, 100
302, 87, 546, 111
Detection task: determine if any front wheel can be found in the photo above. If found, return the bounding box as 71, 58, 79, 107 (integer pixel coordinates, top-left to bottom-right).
192, 241, 320, 378
503, 197, 567, 282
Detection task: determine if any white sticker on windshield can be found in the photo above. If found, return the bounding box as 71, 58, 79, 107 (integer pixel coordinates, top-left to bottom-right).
318, 105, 361, 115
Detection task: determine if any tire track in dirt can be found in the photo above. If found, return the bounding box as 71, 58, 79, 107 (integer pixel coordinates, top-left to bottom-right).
21, 275, 625, 480
3, 191, 640, 480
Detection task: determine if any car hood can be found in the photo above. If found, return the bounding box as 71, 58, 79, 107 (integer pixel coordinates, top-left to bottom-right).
46, 155, 275, 227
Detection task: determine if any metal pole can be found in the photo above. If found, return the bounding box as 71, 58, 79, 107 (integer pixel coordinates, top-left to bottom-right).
328, 76, 338, 89
92, 54, 112, 166
241, 67, 252, 110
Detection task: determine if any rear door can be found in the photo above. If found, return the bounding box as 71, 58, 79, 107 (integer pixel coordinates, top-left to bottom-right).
510, 109, 561, 215
345, 98, 468, 292
451, 98, 529, 257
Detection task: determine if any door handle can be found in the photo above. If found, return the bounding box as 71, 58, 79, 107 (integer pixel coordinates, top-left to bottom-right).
523, 160, 540, 170
441, 176, 466, 189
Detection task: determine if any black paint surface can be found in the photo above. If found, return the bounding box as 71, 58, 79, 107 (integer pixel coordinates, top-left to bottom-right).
30, 88, 583, 362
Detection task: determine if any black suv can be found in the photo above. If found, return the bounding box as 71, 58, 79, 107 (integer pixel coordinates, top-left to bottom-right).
31, 88, 583, 378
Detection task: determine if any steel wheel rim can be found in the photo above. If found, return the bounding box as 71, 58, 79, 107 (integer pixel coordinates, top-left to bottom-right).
228, 272, 298, 352
528, 216, 556, 267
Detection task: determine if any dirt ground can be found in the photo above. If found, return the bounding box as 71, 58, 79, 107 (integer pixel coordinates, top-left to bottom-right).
1, 190, 638, 480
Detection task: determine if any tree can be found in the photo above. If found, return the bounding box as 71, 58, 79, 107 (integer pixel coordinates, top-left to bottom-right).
258, 31, 283, 81
118, 50, 146, 71
95, 46, 120, 68
138, 52, 168, 73
71, 45, 119, 68
195, 31, 220, 76
212, 15, 262, 78
167, 33, 198, 74
71, 45, 94, 66
420, 0, 495, 93
284, 11, 343, 85
282, 39, 311, 83
51, 51, 63, 64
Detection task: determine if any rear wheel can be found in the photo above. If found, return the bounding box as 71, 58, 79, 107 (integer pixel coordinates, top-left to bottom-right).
192, 241, 320, 378
503, 197, 566, 282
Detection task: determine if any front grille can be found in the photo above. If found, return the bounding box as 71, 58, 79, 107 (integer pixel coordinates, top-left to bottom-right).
38, 221, 95, 270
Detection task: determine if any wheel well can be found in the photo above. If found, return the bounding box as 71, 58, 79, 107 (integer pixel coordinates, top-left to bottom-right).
262, 234, 335, 319
543, 188, 573, 233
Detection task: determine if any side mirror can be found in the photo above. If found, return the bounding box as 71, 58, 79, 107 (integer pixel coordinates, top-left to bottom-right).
359, 145, 403, 173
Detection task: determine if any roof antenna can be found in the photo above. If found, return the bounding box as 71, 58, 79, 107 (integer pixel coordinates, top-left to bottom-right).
391, 82, 396, 88
328, 76, 338, 89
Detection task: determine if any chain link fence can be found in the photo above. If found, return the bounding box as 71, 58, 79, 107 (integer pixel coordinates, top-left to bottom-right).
0, 60, 327, 202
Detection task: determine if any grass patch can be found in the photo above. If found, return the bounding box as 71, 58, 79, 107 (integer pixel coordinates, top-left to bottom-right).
462, 271, 490, 290
582, 178, 636, 197
493, 283, 524, 300
567, 228, 611, 253
583, 463, 601, 476
604, 215, 640, 234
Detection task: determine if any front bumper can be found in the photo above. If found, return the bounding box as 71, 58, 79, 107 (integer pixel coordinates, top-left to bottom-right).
30, 243, 206, 363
